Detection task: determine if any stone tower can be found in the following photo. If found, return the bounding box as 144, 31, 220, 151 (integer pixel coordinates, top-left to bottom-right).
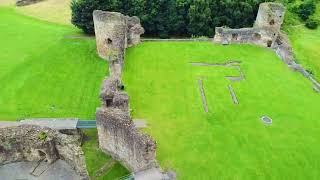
254, 3, 286, 31
93, 11, 127, 63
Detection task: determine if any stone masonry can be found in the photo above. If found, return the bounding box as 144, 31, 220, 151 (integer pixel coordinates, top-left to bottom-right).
214, 2, 320, 91
93, 10, 160, 173
93, 10, 144, 76
214, 3, 285, 49
0, 125, 89, 179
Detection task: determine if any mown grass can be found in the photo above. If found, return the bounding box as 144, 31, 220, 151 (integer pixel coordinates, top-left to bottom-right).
123, 42, 320, 179
0, 7, 128, 179
0, 7, 104, 120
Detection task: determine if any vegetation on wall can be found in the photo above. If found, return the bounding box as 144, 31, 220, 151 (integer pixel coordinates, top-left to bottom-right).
71, 0, 270, 37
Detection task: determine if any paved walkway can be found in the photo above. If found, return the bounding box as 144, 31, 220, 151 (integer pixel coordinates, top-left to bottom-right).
0, 160, 80, 180
0, 119, 148, 129
134, 168, 164, 180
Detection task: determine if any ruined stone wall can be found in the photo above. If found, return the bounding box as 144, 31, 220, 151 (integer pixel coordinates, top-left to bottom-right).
214, 27, 277, 48
0, 125, 89, 179
213, 3, 285, 48
213, 2, 320, 91
213, 2, 294, 64
96, 108, 157, 171
93, 10, 158, 172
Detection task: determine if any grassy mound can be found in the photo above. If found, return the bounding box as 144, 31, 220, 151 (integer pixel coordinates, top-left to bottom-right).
123, 42, 320, 179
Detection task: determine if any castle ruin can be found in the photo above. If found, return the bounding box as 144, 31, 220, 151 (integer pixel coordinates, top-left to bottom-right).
93, 10, 161, 174
0, 125, 89, 179
214, 2, 320, 90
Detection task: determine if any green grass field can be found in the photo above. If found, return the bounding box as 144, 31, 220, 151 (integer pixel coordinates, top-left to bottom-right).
1, 1, 320, 179
123, 42, 320, 179
0, 7, 128, 179
0, 7, 104, 120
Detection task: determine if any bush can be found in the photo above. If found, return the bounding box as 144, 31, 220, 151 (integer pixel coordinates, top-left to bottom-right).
305, 18, 319, 29
71, 0, 270, 37
293, 0, 316, 21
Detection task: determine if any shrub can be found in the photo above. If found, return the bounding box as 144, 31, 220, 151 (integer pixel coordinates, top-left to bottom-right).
293, 0, 316, 21
305, 17, 319, 29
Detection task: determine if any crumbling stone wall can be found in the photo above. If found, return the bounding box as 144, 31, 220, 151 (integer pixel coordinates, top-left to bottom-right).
96, 108, 157, 171
94, 10, 158, 172
214, 27, 277, 48
0, 125, 89, 180
213, 2, 320, 91
214, 3, 285, 48
213, 3, 290, 60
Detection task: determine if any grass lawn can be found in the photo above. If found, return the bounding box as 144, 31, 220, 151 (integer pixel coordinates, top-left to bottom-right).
0, 7, 104, 120
123, 42, 320, 179
0, 7, 128, 179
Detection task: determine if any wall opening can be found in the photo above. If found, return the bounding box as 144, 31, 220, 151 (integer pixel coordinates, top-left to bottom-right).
267, 40, 272, 47
253, 33, 261, 40
269, 19, 275, 25
232, 33, 238, 41
107, 38, 113, 44
106, 98, 113, 107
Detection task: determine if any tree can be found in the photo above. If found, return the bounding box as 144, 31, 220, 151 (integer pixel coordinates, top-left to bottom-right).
188, 0, 212, 36
293, 0, 316, 21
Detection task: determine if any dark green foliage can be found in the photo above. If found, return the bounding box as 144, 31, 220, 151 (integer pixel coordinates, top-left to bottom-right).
305, 17, 319, 29
292, 0, 316, 21
71, 0, 271, 37
71, 0, 119, 34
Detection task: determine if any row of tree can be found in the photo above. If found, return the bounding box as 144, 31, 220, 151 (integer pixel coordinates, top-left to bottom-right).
71, 0, 272, 38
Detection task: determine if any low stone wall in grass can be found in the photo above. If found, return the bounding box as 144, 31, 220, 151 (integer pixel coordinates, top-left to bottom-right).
0, 125, 89, 180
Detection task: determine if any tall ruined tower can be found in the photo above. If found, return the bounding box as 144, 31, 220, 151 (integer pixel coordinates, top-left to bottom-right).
254, 3, 286, 31
93, 11, 127, 65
